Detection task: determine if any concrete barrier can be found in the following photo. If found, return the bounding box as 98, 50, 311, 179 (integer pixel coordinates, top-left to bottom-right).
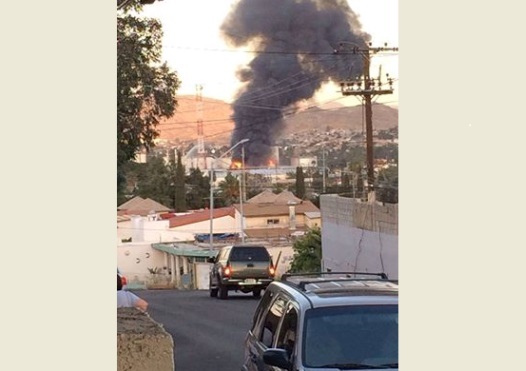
117, 308, 175, 371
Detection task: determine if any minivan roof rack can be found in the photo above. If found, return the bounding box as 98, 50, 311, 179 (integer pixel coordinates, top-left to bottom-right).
281, 272, 389, 291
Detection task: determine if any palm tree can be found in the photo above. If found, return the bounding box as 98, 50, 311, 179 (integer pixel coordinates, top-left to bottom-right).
217, 172, 240, 206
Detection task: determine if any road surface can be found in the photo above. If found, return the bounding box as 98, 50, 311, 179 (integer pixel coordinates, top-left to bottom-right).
139, 289, 260, 371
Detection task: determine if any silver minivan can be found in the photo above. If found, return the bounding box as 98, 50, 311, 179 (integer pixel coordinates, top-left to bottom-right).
242, 272, 398, 370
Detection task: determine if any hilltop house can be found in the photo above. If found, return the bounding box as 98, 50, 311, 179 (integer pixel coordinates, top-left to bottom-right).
233, 190, 321, 241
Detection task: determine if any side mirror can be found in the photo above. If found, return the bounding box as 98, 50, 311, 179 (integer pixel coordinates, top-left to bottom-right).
207, 257, 215, 263
262, 349, 292, 370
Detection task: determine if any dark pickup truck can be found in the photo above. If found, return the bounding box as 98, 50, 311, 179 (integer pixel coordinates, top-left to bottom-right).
208, 245, 275, 299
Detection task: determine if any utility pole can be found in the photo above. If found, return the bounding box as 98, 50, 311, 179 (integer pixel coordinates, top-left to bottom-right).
240, 146, 246, 243
322, 149, 326, 194
196, 84, 206, 169
335, 42, 398, 200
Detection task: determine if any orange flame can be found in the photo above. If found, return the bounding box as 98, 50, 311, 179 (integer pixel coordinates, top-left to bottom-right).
268, 159, 276, 167
230, 160, 242, 169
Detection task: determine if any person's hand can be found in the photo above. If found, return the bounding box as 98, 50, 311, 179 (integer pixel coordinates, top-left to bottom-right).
135, 298, 149, 312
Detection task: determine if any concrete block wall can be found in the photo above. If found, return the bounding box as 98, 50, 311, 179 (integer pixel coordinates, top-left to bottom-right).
118, 308, 175, 371
322, 195, 398, 235
320, 195, 398, 280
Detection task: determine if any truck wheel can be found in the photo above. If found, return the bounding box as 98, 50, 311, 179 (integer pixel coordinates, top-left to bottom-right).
210, 283, 218, 297
253, 289, 261, 298
219, 283, 228, 300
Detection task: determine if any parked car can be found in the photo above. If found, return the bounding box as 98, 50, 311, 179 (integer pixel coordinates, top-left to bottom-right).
208, 245, 275, 299
242, 272, 398, 370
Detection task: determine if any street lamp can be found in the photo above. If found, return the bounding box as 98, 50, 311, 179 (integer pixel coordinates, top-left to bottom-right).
240, 145, 246, 243
209, 138, 249, 251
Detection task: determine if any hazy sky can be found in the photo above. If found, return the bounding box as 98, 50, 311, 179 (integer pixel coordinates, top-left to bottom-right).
140, 0, 398, 107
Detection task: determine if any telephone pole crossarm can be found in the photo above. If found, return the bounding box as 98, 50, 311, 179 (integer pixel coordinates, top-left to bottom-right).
335, 42, 398, 200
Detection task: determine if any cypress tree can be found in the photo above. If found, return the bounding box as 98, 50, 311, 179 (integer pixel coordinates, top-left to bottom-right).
295, 166, 305, 199
174, 150, 187, 212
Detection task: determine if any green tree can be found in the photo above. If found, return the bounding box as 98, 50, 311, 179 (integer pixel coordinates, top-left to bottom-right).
174, 150, 187, 211
311, 170, 323, 194
376, 165, 398, 204
289, 227, 322, 273
341, 172, 351, 193
273, 183, 286, 194
117, 5, 180, 201
217, 172, 240, 206
245, 173, 267, 199
295, 166, 305, 199
134, 155, 172, 207
186, 167, 210, 209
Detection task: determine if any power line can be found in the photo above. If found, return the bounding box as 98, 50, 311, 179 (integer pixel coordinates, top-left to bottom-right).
157, 99, 397, 132
336, 43, 399, 198
161, 45, 400, 58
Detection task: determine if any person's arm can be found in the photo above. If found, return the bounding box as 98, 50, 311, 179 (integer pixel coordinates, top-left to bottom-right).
134, 297, 148, 312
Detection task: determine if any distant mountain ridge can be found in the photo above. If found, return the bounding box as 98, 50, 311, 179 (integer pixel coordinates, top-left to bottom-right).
282, 103, 398, 135
158, 95, 398, 145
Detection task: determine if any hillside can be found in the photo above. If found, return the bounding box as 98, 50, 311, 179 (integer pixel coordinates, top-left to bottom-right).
158, 95, 398, 145
282, 103, 398, 135
157, 95, 234, 146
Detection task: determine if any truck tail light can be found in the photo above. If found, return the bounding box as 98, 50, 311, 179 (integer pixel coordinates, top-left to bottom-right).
269, 266, 275, 277
223, 265, 232, 277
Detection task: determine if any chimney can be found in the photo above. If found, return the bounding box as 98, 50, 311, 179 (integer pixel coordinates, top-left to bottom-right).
131, 215, 144, 242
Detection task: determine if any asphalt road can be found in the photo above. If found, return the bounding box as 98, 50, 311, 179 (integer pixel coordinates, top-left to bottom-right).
139, 289, 260, 371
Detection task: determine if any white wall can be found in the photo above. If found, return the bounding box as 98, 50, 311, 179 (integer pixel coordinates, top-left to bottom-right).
267, 245, 294, 278
171, 215, 236, 235
320, 195, 398, 280
291, 156, 317, 168
194, 262, 212, 290
117, 242, 168, 286
322, 224, 398, 279
118, 217, 198, 243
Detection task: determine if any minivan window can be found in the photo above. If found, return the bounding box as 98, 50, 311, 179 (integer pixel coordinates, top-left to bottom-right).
251, 290, 274, 331
276, 305, 298, 357
259, 296, 287, 347
230, 247, 270, 262
303, 305, 398, 368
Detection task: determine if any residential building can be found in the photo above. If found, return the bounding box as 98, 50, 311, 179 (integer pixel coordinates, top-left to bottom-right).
233, 190, 321, 241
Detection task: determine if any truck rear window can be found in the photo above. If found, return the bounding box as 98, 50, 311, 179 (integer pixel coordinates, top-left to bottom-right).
230, 247, 270, 262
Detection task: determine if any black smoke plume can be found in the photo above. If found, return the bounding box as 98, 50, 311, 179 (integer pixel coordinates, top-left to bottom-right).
221, 0, 370, 166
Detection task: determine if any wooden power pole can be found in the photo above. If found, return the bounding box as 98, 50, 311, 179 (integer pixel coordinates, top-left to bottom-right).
336, 42, 398, 199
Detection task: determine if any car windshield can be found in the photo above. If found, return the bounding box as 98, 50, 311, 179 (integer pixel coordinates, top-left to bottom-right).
229, 247, 270, 262
302, 305, 398, 369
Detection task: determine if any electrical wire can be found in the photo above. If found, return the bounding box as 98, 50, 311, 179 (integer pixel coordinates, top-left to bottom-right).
156, 99, 396, 134
161, 44, 399, 58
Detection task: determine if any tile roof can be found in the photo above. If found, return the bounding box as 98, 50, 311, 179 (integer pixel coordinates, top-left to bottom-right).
246, 190, 302, 204
117, 197, 172, 215
118, 196, 145, 210
234, 200, 320, 217
246, 190, 277, 204
168, 207, 235, 228
117, 215, 131, 223
274, 190, 303, 204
